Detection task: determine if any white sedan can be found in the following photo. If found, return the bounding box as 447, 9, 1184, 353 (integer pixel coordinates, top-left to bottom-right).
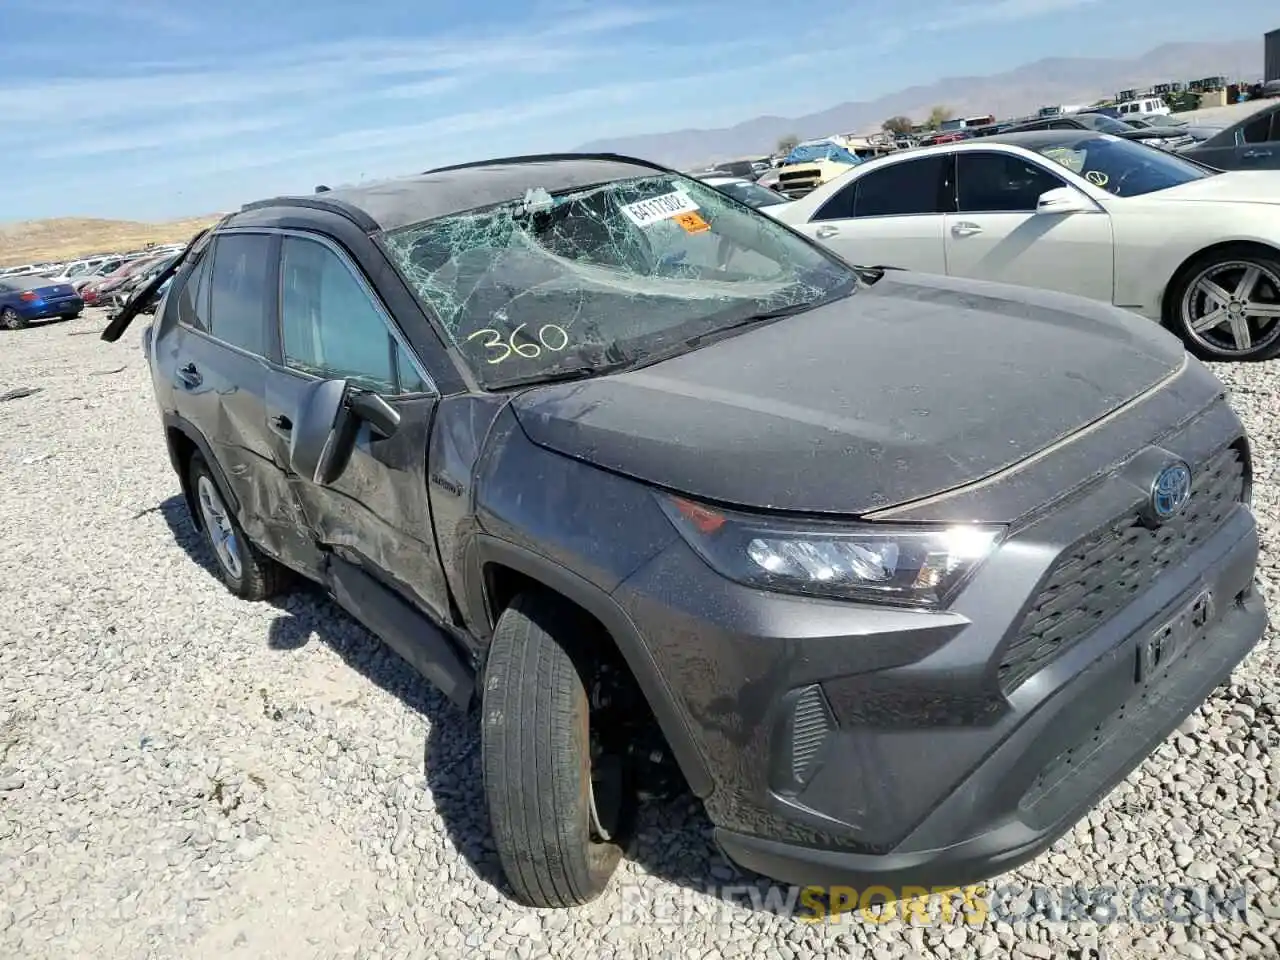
773, 131, 1280, 361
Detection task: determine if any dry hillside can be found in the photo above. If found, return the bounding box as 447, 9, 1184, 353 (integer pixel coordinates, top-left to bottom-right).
0, 215, 222, 267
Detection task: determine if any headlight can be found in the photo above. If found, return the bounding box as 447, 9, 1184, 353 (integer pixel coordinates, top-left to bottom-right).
658, 494, 1004, 608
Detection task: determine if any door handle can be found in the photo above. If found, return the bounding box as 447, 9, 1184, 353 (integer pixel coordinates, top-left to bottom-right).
176, 362, 202, 389
1242, 149, 1273, 159
269, 414, 293, 433
814, 225, 839, 239
951, 222, 983, 237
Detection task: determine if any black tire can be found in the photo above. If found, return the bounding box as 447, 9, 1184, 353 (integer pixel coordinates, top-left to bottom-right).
481, 591, 635, 907
1165, 245, 1280, 362
1, 307, 28, 331
187, 453, 287, 601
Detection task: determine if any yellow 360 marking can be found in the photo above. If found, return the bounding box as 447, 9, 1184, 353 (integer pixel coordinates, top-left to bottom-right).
465, 323, 571, 364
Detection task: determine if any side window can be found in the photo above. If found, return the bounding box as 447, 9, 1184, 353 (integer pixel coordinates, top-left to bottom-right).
279, 236, 428, 395
957, 153, 1066, 213
174, 249, 212, 332
207, 234, 271, 355
851, 156, 951, 217
1241, 113, 1272, 144
1049, 120, 1077, 130
813, 179, 859, 221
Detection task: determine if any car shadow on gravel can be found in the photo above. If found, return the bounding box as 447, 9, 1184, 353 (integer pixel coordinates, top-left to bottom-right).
151, 495, 739, 906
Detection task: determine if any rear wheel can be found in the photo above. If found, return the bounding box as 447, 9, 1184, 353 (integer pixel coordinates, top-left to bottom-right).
1, 308, 28, 331
187, 453, 287, 601
1168, 247, 1280, 361
481, 591, 636, 907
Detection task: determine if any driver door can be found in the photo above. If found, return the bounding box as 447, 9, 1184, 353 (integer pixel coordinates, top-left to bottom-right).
262, 232, 452, 622
943, 151, 1115, 303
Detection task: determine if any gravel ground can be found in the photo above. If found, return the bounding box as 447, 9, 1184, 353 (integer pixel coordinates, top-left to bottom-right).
0, 308, 1277, 960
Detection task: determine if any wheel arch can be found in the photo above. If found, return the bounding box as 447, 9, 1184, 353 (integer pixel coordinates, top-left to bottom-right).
162, 413, 240, 532
1159, 239, 1280, 326
472, 534, 715, 800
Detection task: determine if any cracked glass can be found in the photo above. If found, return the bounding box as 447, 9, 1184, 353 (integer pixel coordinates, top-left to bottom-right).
382, 173, 857, 388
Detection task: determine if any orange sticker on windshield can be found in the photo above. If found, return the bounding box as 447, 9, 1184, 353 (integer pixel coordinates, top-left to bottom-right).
672, 211, 710, 234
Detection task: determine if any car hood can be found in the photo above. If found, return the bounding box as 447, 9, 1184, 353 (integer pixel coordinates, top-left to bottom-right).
1146, 171, 1280, 205
511, 272, 1187, 515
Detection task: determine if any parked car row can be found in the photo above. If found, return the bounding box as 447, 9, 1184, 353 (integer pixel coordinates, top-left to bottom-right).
0, 241, 188, 331
954, 101, 1280, 171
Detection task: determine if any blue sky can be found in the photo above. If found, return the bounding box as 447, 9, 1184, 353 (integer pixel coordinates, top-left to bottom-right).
3, 0, 1277, 221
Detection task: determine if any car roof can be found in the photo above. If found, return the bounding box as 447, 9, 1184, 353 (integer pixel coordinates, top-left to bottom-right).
230, 153, 671, 233
969, 130, 1108, 150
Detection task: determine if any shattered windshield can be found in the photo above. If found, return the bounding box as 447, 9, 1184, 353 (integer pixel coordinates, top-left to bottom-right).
382, 173, 856, 388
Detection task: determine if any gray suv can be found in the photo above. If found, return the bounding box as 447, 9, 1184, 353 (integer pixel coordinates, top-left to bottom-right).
103, 153, 1267, 908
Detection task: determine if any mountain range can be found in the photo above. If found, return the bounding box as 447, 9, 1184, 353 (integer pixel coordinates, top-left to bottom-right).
574, 39, 1261, 165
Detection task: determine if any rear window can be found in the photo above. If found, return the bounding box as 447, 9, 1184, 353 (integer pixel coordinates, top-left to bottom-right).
207, 234, 272, 355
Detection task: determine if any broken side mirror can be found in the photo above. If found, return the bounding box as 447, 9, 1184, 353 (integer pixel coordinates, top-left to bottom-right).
290, 380, 401, 486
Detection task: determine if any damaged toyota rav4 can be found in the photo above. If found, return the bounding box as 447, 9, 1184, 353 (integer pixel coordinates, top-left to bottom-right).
103, 153, 1267, 907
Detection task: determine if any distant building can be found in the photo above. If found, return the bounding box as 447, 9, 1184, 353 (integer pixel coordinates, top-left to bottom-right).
1266, 27, 1280, 82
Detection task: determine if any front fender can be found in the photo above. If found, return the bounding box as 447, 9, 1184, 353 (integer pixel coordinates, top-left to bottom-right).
468, 533, 715, 800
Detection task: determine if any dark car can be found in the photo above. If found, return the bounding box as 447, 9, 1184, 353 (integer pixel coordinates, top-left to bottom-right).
707, 159, 767, 180
0, 275, 84, 329
102, 153, 1267, 909
696, 174, 792, 210
1178, 102, 1280, 170
1005, 113, 1189, 141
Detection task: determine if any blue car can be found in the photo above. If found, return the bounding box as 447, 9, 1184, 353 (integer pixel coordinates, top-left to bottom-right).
0, 275, 84, 330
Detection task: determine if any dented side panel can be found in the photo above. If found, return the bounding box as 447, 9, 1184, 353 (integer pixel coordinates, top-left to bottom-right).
297, 395, 452, 623
161, 322, 305, 563
425, 393, 512, 636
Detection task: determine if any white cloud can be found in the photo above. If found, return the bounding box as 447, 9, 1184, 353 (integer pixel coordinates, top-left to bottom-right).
30, 115, 300, 160
12, 0, 199, 33
0, 4, 672, 126
925, 0, 1102, 31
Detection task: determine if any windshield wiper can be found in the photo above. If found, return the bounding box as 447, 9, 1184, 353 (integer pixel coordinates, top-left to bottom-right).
679, 298, 834, 350
485, 360, 635, 391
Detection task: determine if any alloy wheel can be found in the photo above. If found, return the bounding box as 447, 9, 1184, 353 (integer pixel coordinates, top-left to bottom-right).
1181, 259, 1280, 358
196, 474, 243, 580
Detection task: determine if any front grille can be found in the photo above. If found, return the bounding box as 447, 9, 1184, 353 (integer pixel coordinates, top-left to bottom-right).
998, 445, 1245, 694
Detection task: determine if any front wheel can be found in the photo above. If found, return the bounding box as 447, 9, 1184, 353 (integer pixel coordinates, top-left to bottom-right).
187, 454, 287, 601
1, 308, 28, 331
1168, 247, 1280, 361
481, 591, 636, 907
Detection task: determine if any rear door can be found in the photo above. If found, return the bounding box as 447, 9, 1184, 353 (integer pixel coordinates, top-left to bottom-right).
794, 153, 952, 273
262, 232, 452, 622
157, 231, 305, 564
944, 151, 1114, 302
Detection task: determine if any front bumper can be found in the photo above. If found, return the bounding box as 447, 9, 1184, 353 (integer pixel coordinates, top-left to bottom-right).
716, 559, 1265, 889
611, 392, 1266, 890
